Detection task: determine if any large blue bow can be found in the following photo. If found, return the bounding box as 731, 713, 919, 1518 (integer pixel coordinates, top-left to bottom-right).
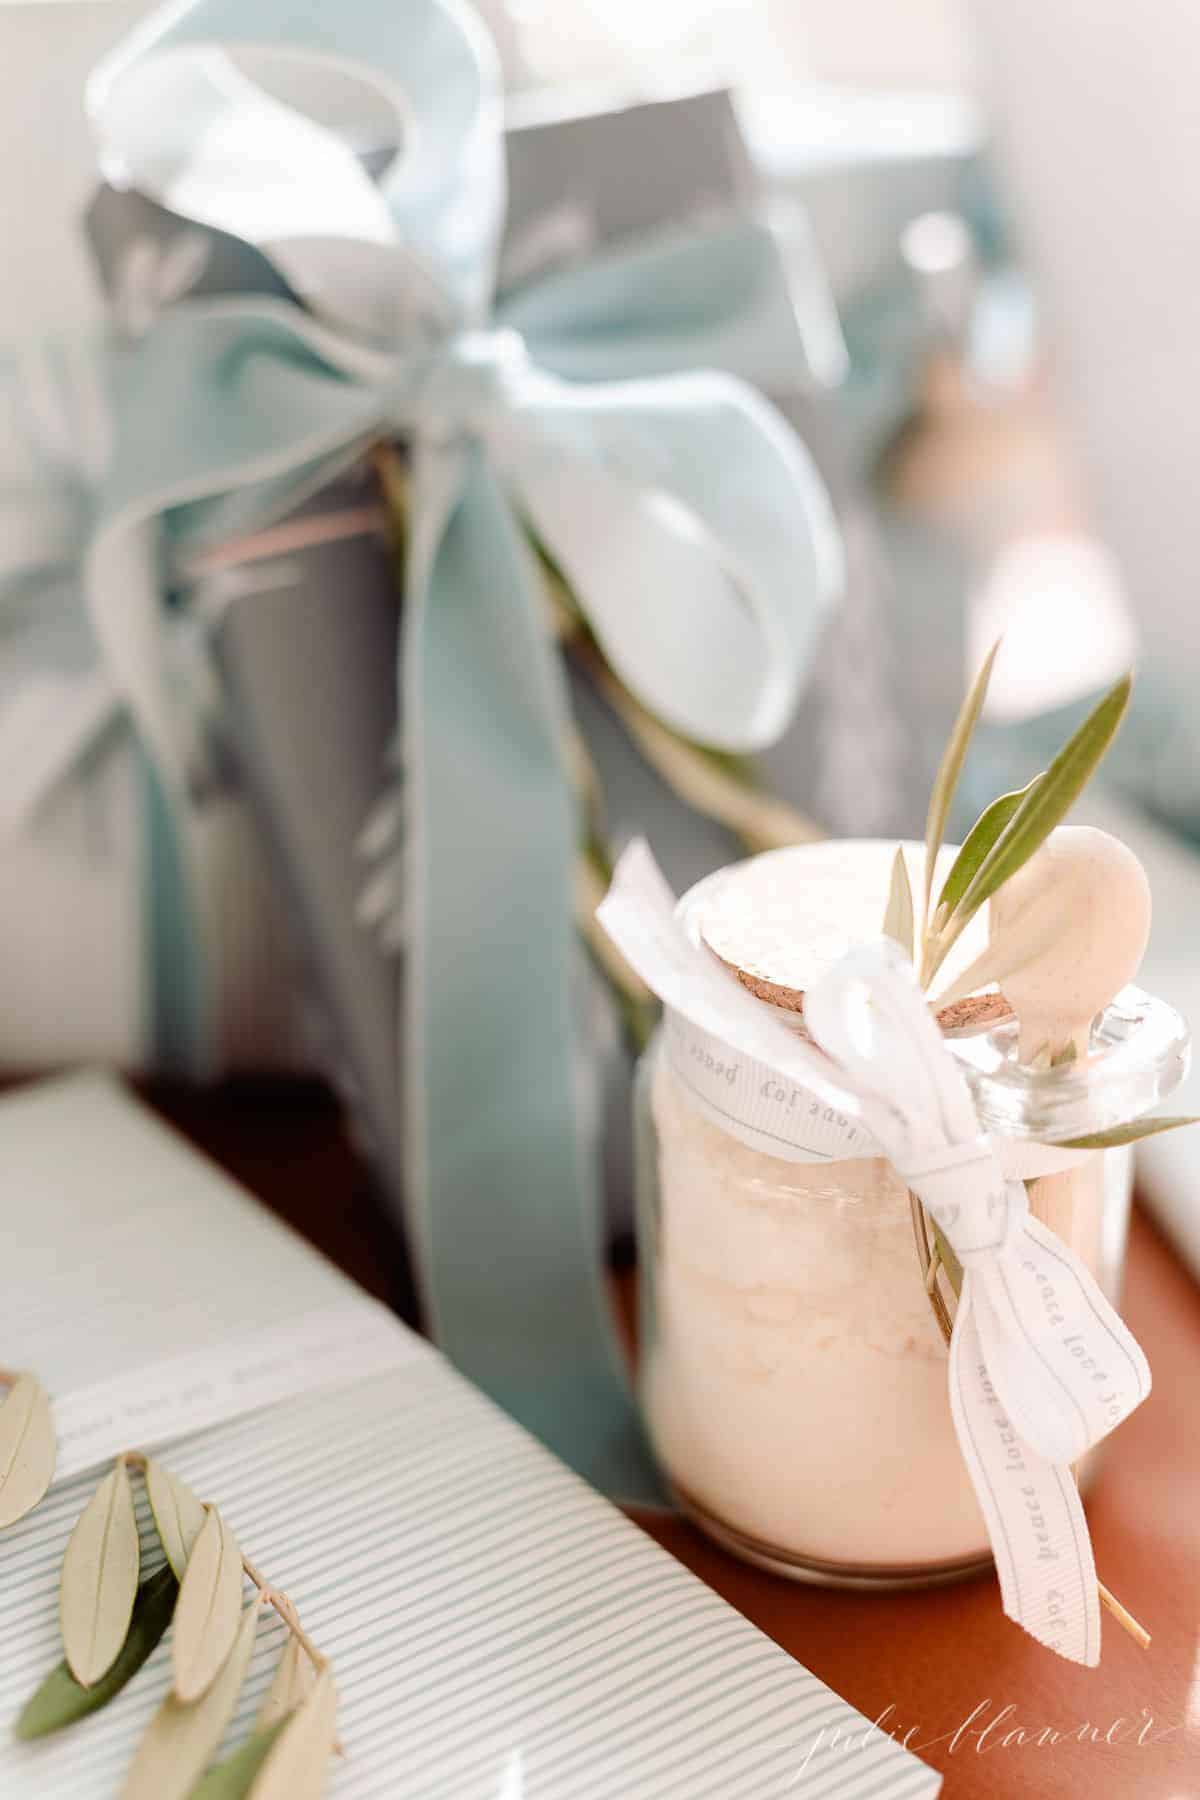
30, 0, 842, 1494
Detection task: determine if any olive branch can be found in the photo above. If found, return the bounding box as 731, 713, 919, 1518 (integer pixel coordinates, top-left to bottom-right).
0, 1376, 334, 1798
883, 646, 1196, 1150
889, 647, 1199, 1651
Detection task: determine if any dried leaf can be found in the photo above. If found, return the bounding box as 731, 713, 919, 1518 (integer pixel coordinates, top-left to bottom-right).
254, 1634, 315, 1732
172, 1505, 244, 1702
60, 1460, 140, 1687
146, 1459, 207, 1580
932, 675, 1132, 975
596, 666, 822, 852
882, 846, 915, 958
190, 1723, 288, 1799
922, 640, 1001, 924
0, 1372, 56, 1529
249, 1666, 338, 1800
1053, 1115, 1200, 1150
16, 1564, 178, 1740
122, 1598, 261, 1800
935, 777, 1039, 924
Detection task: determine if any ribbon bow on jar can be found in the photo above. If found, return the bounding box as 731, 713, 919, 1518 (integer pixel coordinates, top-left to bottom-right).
599, 841, 1153, 1663
804, 944, 1150, 1666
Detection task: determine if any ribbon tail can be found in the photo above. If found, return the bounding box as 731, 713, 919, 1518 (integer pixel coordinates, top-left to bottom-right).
949, 1280, 1102, 1665
402, 439, 663, 1501
971, 1208, 1152, 1468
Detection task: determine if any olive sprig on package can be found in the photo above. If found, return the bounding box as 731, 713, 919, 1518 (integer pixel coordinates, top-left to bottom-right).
0, 1417, 335, 1799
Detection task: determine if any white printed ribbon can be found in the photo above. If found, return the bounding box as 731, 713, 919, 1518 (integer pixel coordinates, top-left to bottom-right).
598, 840, 1152, 1665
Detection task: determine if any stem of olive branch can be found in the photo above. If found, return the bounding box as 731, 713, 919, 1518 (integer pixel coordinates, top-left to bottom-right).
120, 1455, 331, 1673
239, 1555, 328, 1673
906, 1200, 1150, 1650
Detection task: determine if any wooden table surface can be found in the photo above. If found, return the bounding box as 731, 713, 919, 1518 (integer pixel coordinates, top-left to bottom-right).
147, 1076, 1200, 1800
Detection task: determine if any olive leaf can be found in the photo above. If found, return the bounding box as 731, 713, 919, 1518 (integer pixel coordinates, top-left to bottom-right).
882, 846, 915, 959
248, 1666, 338, 1800
254, 1634, 314, 1732
146, 1459, 207, 1580
172, 1504, 244, 1702
925, 674, 1132, 982
122, 1597, 262, 1800
0, 1372, 56, 1529
15, 1565, 179, 1741
60, 1459, 140, 1687
934, 777, 1039, 925
1051, 1115, 1200, 1151
591, 665, 821, 853
931, 1219, 963, 1297
922, 639, 1000, 926
189, 1722, 288, 1799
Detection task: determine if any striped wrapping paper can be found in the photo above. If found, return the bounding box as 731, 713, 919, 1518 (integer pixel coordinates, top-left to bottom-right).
0, 1074, 941, 1799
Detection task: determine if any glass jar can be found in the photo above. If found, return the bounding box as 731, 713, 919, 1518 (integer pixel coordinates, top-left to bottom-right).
634, 843, 1189, 1587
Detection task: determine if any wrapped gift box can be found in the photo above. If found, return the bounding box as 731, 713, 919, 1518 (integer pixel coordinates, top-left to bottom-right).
0, 1072, 942, 1798
1, 0, 849, 1493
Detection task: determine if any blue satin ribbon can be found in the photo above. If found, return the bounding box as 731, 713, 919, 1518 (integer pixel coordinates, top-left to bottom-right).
11, 0, 845, 1496
0, 341, 213, 1076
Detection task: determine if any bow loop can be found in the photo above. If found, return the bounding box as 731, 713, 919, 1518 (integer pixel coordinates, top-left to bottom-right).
88, 0, 504, 328
496, 217, 811, 390
495, 368, 841, 752
804, 937, 981, 1153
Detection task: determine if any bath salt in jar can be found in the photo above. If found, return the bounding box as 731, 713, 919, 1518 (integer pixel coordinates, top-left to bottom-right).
634, 839, 1188, 1586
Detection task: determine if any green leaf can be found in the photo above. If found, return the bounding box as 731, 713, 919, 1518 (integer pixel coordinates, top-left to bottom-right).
882, 846, 915, 958
60, 1460, 141, 1687
15, 1565, 178, 1741
1052, 1115, 1200, 1151
189, 1723, 287, 1799
146, 1460, 207, 1581
248, 1667, 337, 1800
935, 778, 1039, 923
927, 674, 1132, 981
172, 1505, 244, 1703
0, 1372, 56, 1530
922, 640, 1001, 924
122, 1598, 262, 1800
931, 1220, 963, 1297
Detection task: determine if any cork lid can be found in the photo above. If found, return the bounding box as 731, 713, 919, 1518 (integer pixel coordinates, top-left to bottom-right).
683, 839, 1004, 1031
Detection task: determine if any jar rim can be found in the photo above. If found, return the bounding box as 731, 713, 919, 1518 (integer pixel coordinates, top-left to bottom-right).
677, 864, 1190, 1144
951, 984, 1189, 1141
